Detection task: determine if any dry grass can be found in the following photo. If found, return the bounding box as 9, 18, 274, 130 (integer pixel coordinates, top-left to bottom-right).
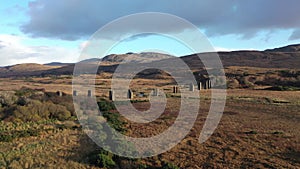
0, 66, 299, 168
0, 121, 98, 169
124, 91, 299, 168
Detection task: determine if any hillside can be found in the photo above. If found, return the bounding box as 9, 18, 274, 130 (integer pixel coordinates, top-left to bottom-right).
181, 50, 300, 70
265, 44, 300, 52
0, 44, 299, 78
0, 63, 61, 77
44, 62, 72, 67
101, 52, 174, 63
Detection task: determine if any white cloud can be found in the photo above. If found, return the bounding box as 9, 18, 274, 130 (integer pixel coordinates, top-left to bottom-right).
0, 34, 79, 66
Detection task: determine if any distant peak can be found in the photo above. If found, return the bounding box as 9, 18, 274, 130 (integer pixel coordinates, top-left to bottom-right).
101, 52, 174, 63
265, 44, 300, 52
44, 62, 71, 66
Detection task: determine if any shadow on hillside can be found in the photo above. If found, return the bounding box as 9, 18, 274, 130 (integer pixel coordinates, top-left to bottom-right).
280, 150, 300, 164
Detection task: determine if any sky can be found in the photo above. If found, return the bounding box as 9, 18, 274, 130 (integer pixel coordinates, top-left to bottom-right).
0, 0, 300, 66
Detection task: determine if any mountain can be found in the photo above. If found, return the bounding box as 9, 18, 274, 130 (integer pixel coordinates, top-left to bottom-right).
0, 44, 299, 78
0, 63, 60, 78
78, 58, 101, 63
101, 52, 174, 63
44, 62, 72, 67
265, 44, 300, 52
181, 50, 300, 70
0, 63, 56, 73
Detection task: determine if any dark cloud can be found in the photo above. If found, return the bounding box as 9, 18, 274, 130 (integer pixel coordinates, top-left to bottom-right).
21, 0, 300, 41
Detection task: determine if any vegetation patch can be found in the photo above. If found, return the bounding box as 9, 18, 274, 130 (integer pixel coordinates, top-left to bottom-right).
272, 131, 284, 135
161, 162, 180, 169
265, 86, 300, 91
0, 129, 40, 142
0, 89, 74, 122
245, 130, 258, 135
88, 149, 116, 168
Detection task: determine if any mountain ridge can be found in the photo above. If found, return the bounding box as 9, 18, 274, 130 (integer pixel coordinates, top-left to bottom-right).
0, 44, 299, 78
265, 44, 300, 52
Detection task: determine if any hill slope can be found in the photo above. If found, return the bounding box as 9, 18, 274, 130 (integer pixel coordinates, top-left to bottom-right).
101, 52, 174, 63
181, 50, 300, 70
0, 63, 61, 77
0, 44, 299, 78
265, 44, 300, 52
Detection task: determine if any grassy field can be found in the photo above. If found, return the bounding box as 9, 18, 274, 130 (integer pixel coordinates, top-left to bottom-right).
0, 67, 299, 168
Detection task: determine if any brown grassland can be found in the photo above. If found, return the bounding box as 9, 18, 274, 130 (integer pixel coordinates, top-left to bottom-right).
0, 65, 299, 169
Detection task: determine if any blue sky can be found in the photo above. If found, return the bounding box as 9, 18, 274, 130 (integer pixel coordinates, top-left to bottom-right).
0, 0, 300, 66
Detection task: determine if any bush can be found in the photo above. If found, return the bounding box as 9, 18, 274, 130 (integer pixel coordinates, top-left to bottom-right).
130, 100, 148, 103
9, 100, 71, 122
0, 92, 17, 107
102, 111, 126, 133
0, 133, 13, 142
161, 162, 180, 169
47, 102, 72, 121
13, 103, 44, 122
0, 88, 76, 122
97, 153, 116, 168
88, 149, 116, 168
60, 102, 75, 116
279, 70, 299, 78
0, 129, 40, 142
96, 100, 126, 133
16, 97, 27, 106
265, 85, 300, 91
43, 92, 76, 116
15, 87, 35, 97
98, 100, 115, 112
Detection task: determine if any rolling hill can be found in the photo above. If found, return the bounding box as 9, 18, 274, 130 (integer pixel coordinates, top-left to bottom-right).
0, 44, 299, 78
265, 44, 300, 52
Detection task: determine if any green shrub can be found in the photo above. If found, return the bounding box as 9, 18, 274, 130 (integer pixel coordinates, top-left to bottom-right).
0, 88, 76, 122
98, 100, 116, 112
0, 129, 40, 142
0, 133, 13, 142
0, 92, 17, 106
88, 149, 116, 168
162, 162, 180, 169
97, 153, 116, 168
52, 109, 71, 121
60, 102, 75, 116
102, 111, 126, 133
137, 163, 148, 169
10, 100, 71, 122
15, 87, 35, 97
279, 70, 299, 78
16, 97, 27, 106
265, 85, 300, 91
130, 100, 148, 103
96, 100, 126, 133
